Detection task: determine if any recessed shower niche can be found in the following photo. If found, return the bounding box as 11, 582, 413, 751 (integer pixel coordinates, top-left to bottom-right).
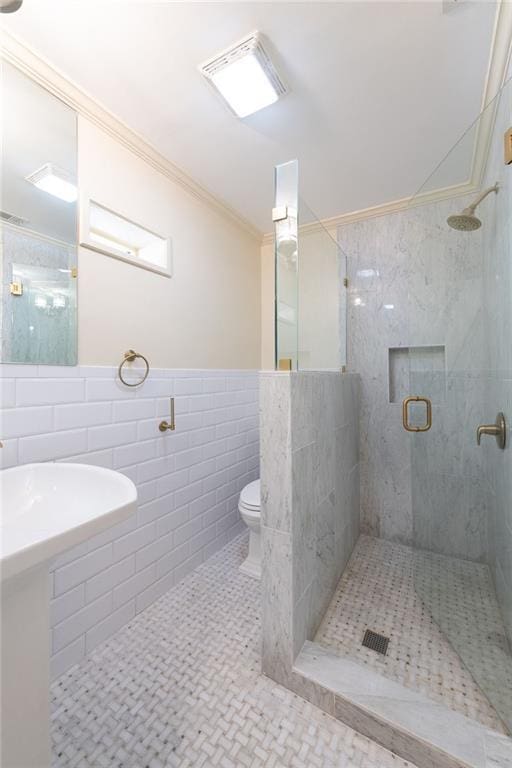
388, 345, 446, 405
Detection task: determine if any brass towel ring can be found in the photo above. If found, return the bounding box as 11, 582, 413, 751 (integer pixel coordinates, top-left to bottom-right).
118, 350, 149, 387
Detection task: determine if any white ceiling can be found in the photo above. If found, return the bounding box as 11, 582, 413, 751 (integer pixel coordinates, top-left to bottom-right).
3, 1, 498, 233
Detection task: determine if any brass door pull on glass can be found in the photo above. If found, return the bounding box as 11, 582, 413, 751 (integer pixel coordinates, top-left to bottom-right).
159, 398, 175, 432
476, 412, 506, 449
402, 396, 432, 432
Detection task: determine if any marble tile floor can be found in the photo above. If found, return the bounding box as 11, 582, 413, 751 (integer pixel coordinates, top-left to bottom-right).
315, 535, 511, 734
51, 532, 417, 768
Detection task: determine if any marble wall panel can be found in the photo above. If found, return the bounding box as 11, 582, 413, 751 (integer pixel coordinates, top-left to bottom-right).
261, 526, 293, 680
259, 372, 292, 533
339, 188, 490, 554
261, 371, 360, 683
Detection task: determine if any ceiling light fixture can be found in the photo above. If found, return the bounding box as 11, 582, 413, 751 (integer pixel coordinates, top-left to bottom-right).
25, 163, 77, 203
200, 32, 287, 118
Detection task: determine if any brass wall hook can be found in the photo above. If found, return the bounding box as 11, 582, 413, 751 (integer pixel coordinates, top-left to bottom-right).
159, 398, 175, 432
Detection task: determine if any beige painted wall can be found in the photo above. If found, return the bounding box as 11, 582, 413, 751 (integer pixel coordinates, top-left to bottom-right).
78, 117, 261, 368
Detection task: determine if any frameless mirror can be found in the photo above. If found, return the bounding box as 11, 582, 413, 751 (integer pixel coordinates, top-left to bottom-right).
1, 62, 78, 365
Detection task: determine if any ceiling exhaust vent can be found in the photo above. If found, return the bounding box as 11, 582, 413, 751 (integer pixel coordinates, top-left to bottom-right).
200, 32, 287, 118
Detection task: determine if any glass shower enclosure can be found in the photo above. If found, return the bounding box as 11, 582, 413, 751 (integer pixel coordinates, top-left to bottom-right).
407, 74, 512, 733
273, 76, 512, 740
274, 159, 347, 371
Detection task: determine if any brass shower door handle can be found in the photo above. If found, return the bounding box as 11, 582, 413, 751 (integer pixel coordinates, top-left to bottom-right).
402, 396, 432, 432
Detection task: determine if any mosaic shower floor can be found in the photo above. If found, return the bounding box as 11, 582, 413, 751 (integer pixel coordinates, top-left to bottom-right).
315, 535, 511, 735
51, 533, 417, 768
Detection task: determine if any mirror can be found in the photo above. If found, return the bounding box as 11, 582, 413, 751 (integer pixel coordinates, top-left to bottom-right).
1, 62, 78, 365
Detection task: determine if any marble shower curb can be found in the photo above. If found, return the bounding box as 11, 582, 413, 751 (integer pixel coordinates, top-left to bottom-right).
292, 642, 512, 768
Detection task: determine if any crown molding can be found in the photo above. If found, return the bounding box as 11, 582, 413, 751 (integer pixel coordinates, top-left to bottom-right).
0, 29, 263, 243
261, 179, 477, 245
263, 1, 512, 247
3, 1, 510, 252
2, 219, 74, 251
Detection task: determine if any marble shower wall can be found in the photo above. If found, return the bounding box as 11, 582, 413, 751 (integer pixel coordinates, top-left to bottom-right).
338, 195, 489, 558
481, 74, 512, 641
261, 371, 360, 682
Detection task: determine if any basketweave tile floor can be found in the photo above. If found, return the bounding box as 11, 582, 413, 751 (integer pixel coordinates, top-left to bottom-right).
315, 535, 512, 735
51, 533, 418, 768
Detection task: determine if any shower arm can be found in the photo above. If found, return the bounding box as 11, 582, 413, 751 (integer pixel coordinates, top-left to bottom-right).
466, 183, 499, 213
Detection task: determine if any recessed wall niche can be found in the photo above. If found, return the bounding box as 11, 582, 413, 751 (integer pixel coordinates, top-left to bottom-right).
388, 345, 446, 404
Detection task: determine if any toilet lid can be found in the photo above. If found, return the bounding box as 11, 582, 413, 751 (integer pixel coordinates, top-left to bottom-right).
239, 479, 260, 510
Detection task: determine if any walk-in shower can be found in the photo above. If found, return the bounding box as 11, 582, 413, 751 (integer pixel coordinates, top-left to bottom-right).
262, 70, 512, 766
332, 74, 512, 736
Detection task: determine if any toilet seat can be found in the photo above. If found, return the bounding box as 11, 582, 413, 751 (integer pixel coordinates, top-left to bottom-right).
238, 479, 260, 514
238, 479, 261, 580
239, 506, 259, 524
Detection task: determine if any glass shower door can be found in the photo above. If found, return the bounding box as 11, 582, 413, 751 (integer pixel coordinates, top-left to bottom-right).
408, 76, 512, 733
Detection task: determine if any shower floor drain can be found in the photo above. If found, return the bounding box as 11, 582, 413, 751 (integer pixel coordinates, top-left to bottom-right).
362, 629, 389, 655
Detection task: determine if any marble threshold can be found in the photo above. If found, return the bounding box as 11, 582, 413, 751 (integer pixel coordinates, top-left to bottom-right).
293, 641, 512, 768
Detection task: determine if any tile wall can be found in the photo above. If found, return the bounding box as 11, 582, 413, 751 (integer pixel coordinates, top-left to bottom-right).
260, 371, 360, 683
0, 365, 259, 676
338, 194, 488, 558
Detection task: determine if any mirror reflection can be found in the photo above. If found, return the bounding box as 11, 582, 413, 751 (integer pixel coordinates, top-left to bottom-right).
1, 62, 77, 365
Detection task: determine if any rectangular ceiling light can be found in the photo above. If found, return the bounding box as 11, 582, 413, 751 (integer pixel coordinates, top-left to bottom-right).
25, 163, 77, 203
200, 32, 286, 118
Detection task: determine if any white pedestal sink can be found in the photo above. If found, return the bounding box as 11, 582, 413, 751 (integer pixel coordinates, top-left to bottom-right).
0, 463, 137, 768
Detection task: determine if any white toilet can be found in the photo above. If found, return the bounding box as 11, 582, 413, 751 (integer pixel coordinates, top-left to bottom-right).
238, 479, 261, 579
